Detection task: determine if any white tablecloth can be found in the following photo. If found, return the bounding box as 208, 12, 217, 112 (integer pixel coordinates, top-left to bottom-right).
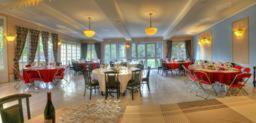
91, 68, 139, 93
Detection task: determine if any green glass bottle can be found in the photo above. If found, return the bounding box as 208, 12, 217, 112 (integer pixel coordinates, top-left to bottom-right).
44, 92, 55, 123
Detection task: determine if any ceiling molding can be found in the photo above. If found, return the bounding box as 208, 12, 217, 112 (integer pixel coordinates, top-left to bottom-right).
94, 0, 131, 40
37, 3, 103, 41
194, 2, 256, 36
163, 0, 198, 40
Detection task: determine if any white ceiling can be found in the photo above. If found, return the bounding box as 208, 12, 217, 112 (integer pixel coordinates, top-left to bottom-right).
0, 0, 255, 41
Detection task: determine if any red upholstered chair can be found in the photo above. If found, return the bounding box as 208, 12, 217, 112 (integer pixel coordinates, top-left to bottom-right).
243, 67, 251, 73
234, 65, 243, 71
194, 71, 217, 98
226, 73, 251, 96
25, 64, 31, 67
183, 65, 197, 82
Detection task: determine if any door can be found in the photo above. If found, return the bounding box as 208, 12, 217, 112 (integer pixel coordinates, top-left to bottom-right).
146, 43, 156, 68
0, 17, 8, 83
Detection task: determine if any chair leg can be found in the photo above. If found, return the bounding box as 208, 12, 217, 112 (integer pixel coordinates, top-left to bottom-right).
89, 87, 92, 100
83, 87, 86, 96
105, 89, 108, 100
147, 81, 150, 91
131, 88, 134, 100
139, 87, 142, 97
212, 85, 218, 96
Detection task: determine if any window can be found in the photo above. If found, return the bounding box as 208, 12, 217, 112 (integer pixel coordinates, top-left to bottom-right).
35, 35, 45, 64
131, 41, 162, 68
104, 43, 126, 63
86, 44, 97, 61
48, 37, 54, 63
172, 41, 186, 60
61, 42, 81, 65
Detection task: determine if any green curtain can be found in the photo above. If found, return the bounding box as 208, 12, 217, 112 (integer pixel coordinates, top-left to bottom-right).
81, 43, 88, 60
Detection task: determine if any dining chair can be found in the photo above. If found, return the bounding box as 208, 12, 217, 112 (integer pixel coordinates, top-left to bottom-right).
194, 71, 217, 99
157, 59, 163, 74
226, 73, 251, 96
141, 67, 151, 91
12, 67, 24, 89
104, 71, 121, 99
243, 67, 251, 73
127, 70, 142, 100
0, 93, 32, 123
82, 69, 99, 99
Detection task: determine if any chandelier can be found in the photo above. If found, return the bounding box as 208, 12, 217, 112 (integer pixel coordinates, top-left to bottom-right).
145, 13, 158, 36
7, 0, 52, 8
83, 17, 96, 38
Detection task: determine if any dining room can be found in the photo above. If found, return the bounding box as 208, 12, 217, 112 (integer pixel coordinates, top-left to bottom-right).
0, 0, 256, 123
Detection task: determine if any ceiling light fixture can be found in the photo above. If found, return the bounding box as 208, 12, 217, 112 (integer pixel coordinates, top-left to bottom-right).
8, 0, 52, 8
145, 13, 158, 36
83, 17, 96, 38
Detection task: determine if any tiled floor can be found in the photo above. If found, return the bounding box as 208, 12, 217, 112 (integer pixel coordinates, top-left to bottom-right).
1, 70, 256, 122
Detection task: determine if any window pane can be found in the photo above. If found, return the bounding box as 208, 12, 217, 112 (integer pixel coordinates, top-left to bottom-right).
137, 44, 145, 58
48, 37, 54, 63
146, 43, 155, 58
77, 44, 81, 60
61, 43, 67, 65
67, 44, 72, 64
156, 42, 162, 58
105, 44, 110, 63
72, 44, 77, 60
119, 44, 126, 59
146, 59, 156, 68
110, 44, 116, 61
172, 41, 186, 60
131, 43, 136, 59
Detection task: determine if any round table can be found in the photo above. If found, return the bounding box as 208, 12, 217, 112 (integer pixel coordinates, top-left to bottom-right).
23, 67, 65, 84
189, 65, 241, 85
164, 61, 192, 69
91, 67, 139, 93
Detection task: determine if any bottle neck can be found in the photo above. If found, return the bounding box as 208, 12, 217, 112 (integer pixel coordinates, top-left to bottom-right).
47, 92, 52, 102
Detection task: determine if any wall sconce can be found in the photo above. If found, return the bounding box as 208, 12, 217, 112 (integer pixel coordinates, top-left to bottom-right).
5, 34, 16, 42
199, 37, 211, 45
125, 43, 130, 48
233, 28, 244, 37
58, 41, 62, 46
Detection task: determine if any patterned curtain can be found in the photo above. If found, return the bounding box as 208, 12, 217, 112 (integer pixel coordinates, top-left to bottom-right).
185, 40, 192, 59
81, 43, 87, 60
166, 40, 172, 59
13, 27, 28, 78
51, 33, 59, 63
28, 29, 40, 64
95, 42, 101, 60
41, 31, 49, 63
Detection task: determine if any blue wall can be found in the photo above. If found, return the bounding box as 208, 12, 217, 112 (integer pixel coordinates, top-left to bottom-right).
193, 4, 256, 66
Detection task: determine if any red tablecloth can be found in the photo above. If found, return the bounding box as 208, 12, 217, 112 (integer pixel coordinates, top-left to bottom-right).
23, 67, 65, 84
190, 66, 241, 85
164, 61, 192, 70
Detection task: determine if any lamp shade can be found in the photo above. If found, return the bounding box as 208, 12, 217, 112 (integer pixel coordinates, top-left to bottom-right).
145, 27, 158, 36
6, 34, 16, 42
83, 29, 96, 38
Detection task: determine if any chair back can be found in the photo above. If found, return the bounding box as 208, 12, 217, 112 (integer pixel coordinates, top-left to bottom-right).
182, 65, 197, 81
0, 94, 31, 123
82, 69, 92, 84
12, 67, 23, 81
136, 64, 144, 70
230, 73, 251, 87
243, 67, 251, 73
105, 71, 119, 88
131, 70, 142, 85
194, 71, 212, 85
